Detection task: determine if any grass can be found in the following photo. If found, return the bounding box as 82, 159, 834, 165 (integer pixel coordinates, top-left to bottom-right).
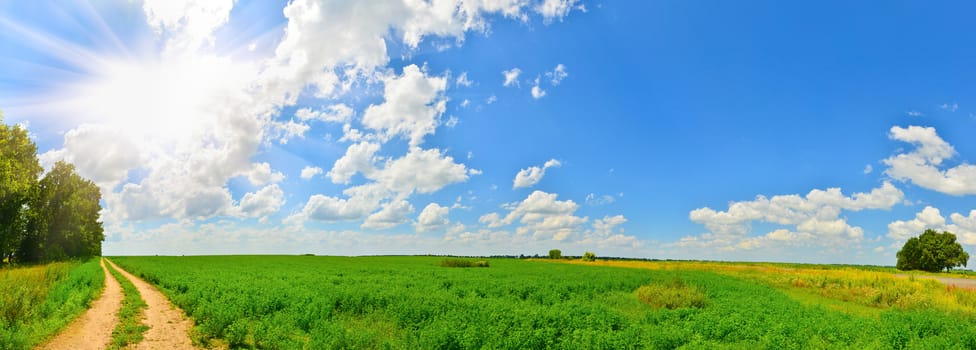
110, 255, 976, 348
636, 277, 708, 309
439, 258, 489, 267
104, 260, 148, 349
0, 258, 104, 349
560, 259, 976, 318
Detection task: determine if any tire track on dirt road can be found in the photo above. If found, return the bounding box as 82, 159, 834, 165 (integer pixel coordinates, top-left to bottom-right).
104, 259, 197, 350
41, 259, 121, 350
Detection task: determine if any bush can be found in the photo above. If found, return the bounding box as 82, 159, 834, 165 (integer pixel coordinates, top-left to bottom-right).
637, 278, 708, 309
582, 252, 597, 262
439, 259, 489, 268
548, 249, 562, 259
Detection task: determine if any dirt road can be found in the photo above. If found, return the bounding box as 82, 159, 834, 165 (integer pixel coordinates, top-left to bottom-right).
40, 259, 121, 350
902, 274, 976, 290
104, 259, 197, 350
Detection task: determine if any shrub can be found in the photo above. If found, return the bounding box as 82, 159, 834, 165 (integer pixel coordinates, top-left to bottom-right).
637, 278, 708, 309
582, 252, 597, 262
439, 259, 489, 268
548, 249, 562, 259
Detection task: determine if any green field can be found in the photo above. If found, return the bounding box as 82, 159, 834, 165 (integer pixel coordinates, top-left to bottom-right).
0, 258, 104, 349
110, 255, 976, 349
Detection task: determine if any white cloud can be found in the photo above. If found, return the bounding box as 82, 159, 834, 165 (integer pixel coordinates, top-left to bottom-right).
455, 71, 473, 87
530, 77, 546, 99
535, 0, 579, 23
486, 190, 587, 241
262, 0, 537, 105
486, 95, 497, 104
244, 162, 285, 186
328, 142, 381, 184
502, 68, 521, 87
142, 0, 234, 52
513, 158, 561, 188
238, 184, 285, 223
445, 116, 459, 128
863, 164, 873, 174
884, 125, 976, 195
686, 182, 904, 250
585, 193, 616, 206
476, 191, 640, 247
374, 147, 469, 194
907, 111, 923, 117
362, 199, 414, 230
940, 103, 959, 112
546, 64, 568, 85
38, 123, 142, 192
288, 183, 389, 224
362, 64, 447, 147
272, 119, 310, 144
415, 203, 451, 232
888, 206, 976, 245
300, 166, 323, 180
295, 104, 354, 123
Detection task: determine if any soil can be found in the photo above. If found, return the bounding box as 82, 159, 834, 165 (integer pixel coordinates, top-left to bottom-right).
40, 259, 122, 350
104, 259, 197, 350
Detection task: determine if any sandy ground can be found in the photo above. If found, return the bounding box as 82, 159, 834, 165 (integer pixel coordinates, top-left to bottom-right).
104, 259, 197, 350
40, 259, 122, 350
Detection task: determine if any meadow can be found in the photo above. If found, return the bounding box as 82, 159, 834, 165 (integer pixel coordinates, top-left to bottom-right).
110, 255, 976, 349
0, 258, 103, 349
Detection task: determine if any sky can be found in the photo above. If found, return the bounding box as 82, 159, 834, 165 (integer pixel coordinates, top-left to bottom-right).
1, 0, 975, 265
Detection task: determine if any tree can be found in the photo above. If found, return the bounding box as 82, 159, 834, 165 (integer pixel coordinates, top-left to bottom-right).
548, 249, 562, 259
582, 252, 597, 262
0, 113, 42, 263
896, 229, 970, 272
18, 161, 104, 262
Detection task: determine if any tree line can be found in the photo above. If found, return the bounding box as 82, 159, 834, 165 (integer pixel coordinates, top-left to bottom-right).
1, 113, 103, 264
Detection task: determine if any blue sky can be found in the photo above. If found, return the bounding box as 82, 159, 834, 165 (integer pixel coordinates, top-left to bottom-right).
2, 0, 975, 264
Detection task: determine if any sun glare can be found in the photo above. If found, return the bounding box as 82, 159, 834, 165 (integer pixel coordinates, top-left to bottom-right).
59, 53, 254, 147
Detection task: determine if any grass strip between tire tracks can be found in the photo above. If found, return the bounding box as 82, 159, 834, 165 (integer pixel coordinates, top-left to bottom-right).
104, 259, 149, 349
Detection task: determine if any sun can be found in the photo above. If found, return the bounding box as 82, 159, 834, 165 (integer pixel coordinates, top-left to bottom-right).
58, 53, 256, 148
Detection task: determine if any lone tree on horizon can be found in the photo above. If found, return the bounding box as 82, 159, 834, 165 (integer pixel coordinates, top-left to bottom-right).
896, 229, 970, 272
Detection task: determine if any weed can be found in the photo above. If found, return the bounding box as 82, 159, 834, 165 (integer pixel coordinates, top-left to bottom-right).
636, 278, 708, 309
439, 259, 489, 268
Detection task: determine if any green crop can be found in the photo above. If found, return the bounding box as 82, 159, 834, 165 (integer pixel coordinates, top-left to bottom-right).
110, 255, 976, 349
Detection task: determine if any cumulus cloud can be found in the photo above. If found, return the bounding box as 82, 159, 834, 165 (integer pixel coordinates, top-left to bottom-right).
374, 147, 470, 194
262, 0, 536, 105
143, 0, 234, 52
481, 190, 586, 241
300, 166, 323, 180
415, 203, 451, 232
888, 206, 976, 245
244, 162, 285, 186
685, 182, 904, 250
237, 184, 285, 223
362, 65, 447, 147
287, 183, 390, 224
535, 0, 580, 23
883, 125, 976, 195
513, 159, 561, 188
477, 191, 640, 247
328, 142, 381, 184
38, 124, 142, 192
362, 199, 414, 230
530, 77, 546, 99
502, 68, 521, 87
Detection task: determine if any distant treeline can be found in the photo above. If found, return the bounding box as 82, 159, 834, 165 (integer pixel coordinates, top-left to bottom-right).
1, 114, 103, 264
